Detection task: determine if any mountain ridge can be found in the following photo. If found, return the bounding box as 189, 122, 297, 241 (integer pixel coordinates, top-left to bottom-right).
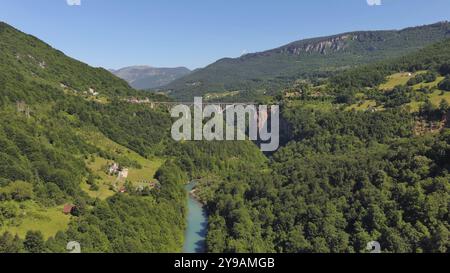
111, 65, 191, 90
164, 21, 450, 100
0, 21, 140, 103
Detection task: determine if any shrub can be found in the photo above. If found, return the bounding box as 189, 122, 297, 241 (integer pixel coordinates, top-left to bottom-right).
438, 77, 450, 91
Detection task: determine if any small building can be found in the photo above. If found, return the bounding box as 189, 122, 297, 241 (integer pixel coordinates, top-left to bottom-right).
108, 163, 119, 175
119, 168, 129, 179
119, 187, 127, 193
63, 204, 75, 215
127, 97, 140, 104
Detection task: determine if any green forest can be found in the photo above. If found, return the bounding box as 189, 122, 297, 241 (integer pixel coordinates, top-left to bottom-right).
0, 23, 186, 253
0, 21, 448, 253
168, 39, 450, 253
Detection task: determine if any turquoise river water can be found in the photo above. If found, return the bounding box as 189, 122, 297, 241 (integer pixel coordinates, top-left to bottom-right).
183, 182, 208, 253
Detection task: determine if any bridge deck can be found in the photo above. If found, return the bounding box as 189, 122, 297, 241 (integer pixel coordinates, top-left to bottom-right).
147, 101, 257, 106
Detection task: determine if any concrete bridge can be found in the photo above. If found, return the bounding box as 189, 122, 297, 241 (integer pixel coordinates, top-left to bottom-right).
128, 100, 258, 111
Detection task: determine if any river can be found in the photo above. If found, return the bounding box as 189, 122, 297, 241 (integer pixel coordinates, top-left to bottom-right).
183, 182, 208, 253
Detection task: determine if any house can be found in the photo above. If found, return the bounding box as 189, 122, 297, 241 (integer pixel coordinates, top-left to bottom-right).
84, 88, 100, 96
119, 187, 127, 193
119, 168, 129, 179
63, 204, 75, 215
38, 61, 46, 69
108, 163, 119, 175
126, 97, 150, 104
127, 97, 140, 104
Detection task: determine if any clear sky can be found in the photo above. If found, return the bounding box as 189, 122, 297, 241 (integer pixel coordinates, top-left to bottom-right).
1, 0, 449, 70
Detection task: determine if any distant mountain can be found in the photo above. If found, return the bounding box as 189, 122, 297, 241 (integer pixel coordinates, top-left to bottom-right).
111, 66, 191, 90
164, 21, 450, 100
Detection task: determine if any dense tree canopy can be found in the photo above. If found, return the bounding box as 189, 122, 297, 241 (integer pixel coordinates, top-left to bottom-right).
0, 21, 449, 254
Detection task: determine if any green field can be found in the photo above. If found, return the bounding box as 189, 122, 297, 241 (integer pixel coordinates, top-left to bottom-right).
408, 89, 450, 111
375, 71, 450, 112
379, 71, 426, 90
79, 128, 165, 199
0, 201, 71, 239
411, 76, 446, 90
204, 91, 241, 101
346, 100, 379, 111
82, 156, 117, 200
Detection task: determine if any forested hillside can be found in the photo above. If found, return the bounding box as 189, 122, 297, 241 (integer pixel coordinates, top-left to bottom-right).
0, 22, 186, 253
0, 21, 448, 254
164, 22, 450, 101
169, 38, 450, 253
0, 23, 140, 105
330, 38, 450, 90
168, 108, 448, 252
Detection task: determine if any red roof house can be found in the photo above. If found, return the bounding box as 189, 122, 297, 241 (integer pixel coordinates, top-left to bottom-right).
63, 204, 75, 215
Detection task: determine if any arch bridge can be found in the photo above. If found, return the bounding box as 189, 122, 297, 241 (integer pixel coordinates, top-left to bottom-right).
138, 101, 259, 111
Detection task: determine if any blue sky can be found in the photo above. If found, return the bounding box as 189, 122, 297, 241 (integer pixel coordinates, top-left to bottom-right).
1, 0, 449, 70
